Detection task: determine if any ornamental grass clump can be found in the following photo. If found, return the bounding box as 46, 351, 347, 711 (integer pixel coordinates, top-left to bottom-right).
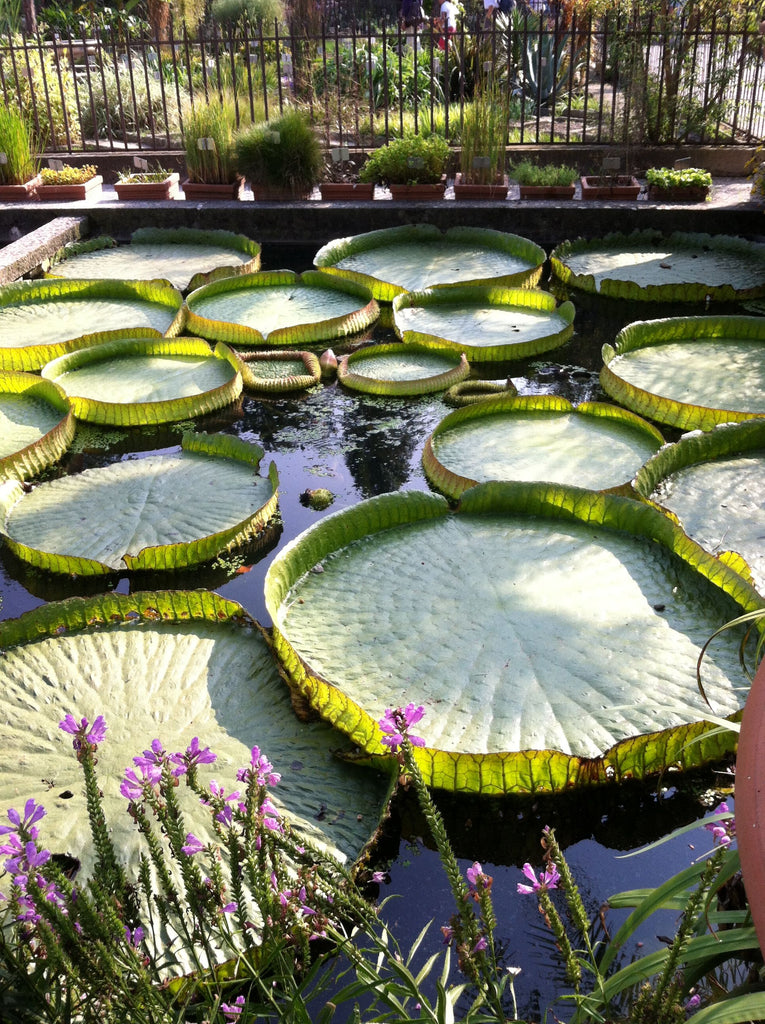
235, 110, 323, 197
509, 159, 579, 187
183, 99, 240, 185
0, 104, 40, 185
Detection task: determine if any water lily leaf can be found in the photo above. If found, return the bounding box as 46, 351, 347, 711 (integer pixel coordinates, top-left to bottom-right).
48, 227, 262, 293
337, 343, 470, 396
0, 371, 75, 482
601, 315, 765, 430
314, 225, 545, 301
392, 285, 575, 362
0, 432, 279, 575
635, 419, 765, 594
41, 336, 243, 426
266, 483, 764, 794
551, 230, 765, 302
238, 349, 321, 392
0, 279, 186, 371
186, 270, 379, 346
0, 591, 392, 881
423, 395, 664, 499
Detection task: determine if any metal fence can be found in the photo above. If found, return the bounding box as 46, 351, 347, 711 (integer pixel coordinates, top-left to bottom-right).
1, 6, 762, 156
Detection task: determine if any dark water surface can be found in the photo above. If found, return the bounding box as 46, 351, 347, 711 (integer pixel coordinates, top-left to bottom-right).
0, 253, 738, 1020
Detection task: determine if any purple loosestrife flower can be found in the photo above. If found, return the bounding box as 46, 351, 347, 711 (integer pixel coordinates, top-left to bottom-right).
169, 737, 216, 776
378, 703, 426, 751
517, 862, 561, 894
220, 995, 245, 1019
59, 714, 107, 751
0, 798, 46, 837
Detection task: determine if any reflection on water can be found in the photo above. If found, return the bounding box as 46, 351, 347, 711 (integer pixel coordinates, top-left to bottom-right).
0, 271, 742, 1022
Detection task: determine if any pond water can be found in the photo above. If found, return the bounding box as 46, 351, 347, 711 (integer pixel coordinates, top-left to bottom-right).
0, 246, 740, 1021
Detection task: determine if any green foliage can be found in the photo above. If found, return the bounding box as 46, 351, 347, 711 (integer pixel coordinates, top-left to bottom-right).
0, 103, 38, 185
234, 110, 322, 194
646, 166, 712, 191
183, 99, 239, 184
39, 163, 98, 185
510, 159, 579, 186
359, 133, 449, 186
212, 0, 284, 27
0, 38, 80, 150
116, 165, 173, 182
459, 63, 508, 185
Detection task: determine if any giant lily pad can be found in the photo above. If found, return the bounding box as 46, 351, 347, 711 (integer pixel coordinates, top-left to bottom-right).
550, 231, 765, 303
337, 343, 470, 396
635, 419, 765, 594
0, 591, 391, 882
41, 336, 243, 426
392, 286, 575, 362
423, 395, 664, 498
313, 225, 545, 302
0, 371, 75, 481
0, 432, 279, 575
266, 483, 764, 794
601, 315, 765, 430
238, 349, 321, 393
186, 270, 379, 347
47, 228, 262, 293
0, 279, 185, 372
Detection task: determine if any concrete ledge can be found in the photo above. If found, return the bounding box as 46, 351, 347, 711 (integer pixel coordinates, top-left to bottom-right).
0, 216, 87, 285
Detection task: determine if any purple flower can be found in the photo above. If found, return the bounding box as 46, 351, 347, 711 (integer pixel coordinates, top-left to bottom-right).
705, 803, 735, 846
169, 737, 216, 776
371, 870, 386, 883
133, 739, 167, 770
120, 764, 161, 802
59, 714, 107, 751
0, 798, 46, 837
3, 840, 50, 878
220, 995, 245, 1019
685, 993, 702, 1011
181, 833, 206, 857
378, 704, 426, 751
221, 901, 238, 914
125, 925, 145, 948
473, 936, 488, 953
517, 861, 561, 895
236, 745, 281, 787
441, 924, 454, 944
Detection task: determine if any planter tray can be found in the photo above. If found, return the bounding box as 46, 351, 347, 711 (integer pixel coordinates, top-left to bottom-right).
251, 184, 313, 201
38, 175, 103, 201
114, 172, 180, 201
319, 182, 375, 200
518, 184, 576, 199
647, 184, 710, 202
389, 182, 446, 201
182, 177, 245, 200
581, 175, 641, 200
0, 174, 41, 201
454, 174, 509, 200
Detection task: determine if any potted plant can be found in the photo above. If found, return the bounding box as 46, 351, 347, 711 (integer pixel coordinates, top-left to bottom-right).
0, 104, 41, 201
454, 62, 509, 200
38, 163, 102, 201
319, 146, 375, 201
182, 99, 243, 201
645, 165, 712, 202
359, 133, 449, 200
235, 110, 323, 201
581, 168, 641, 200
510, 159, 578, 199
114, 163, 180, 201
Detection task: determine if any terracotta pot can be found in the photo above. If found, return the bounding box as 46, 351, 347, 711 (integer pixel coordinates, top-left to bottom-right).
389, 181, 446, 201
319, 182, 375, 200
37, 174, 103, 201
0, 174, 42, 201
580, 175, 641, 200
182, 177, 245, 200
114, 172, 180, 201
647, 184, 710, 203
453, 173, 509, 200
518, 183, 576, 199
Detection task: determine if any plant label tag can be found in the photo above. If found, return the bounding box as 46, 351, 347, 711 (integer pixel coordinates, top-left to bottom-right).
472, 156, 491, 169
268, 131, 281, 144
48, 159, 64, 171
0, 153, 7, 165
133, 156, 149, 171
602, 156, 621, 171
673, 157, 691, 169
197, 137, 216, 151
407, 156, 425, 168
483, 61, 493, 72
331, 146, 350, 163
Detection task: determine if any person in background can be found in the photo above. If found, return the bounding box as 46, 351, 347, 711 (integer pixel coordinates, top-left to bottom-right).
438, 0, 459, 48
399, 0, 424, 36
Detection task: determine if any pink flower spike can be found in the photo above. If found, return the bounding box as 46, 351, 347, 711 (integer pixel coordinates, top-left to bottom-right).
220, 995, 245, 1020
181, 833, 206, 857
86, 716, 107, 745
517, 861, 560, 894
467, 861, 483, 887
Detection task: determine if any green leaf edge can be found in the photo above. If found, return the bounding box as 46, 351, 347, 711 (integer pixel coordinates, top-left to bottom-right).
129, 226, 262, 293
392, 286, 575, 362
41, 336, 243, 426
238, 349, 321, 392
337, 344, 470, 396
0, 370, 76, 482
185, 270, 379, 347
266, 482, 765, 795
601, 315, 765, 430
422, 395, 664, 500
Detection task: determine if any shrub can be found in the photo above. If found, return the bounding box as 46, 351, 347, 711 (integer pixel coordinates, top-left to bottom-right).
359, 133, 449, 186
235, 109, 322, 195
